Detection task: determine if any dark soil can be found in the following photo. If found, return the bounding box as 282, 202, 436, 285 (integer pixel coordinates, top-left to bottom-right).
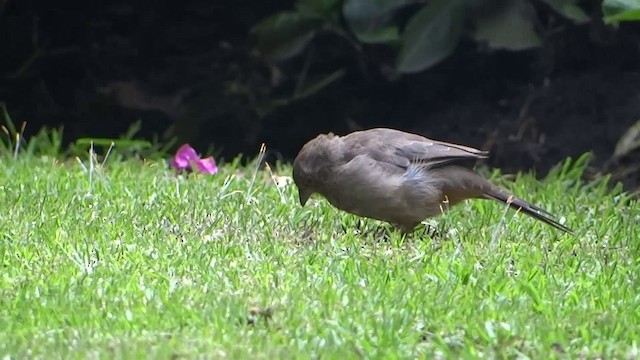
2, 1, 640, 189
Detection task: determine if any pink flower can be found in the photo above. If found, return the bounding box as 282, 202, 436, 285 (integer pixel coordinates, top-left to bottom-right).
171, 144, 218, 174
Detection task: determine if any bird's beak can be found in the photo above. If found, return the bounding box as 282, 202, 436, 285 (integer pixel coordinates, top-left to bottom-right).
298, 189, 312, 206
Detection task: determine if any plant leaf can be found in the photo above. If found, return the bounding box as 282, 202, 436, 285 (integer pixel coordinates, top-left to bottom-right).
541, 0, 590, 24
75, 138, 151, 149
343, 0, 412, 43
297, 0, 343, 21
603, 0, 640, 22
251, 12, 324, 61
614, 118, 640, 159
471, 0, 542, 50
396, 0, 466, 73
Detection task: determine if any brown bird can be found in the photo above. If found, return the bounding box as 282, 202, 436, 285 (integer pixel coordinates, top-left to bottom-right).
292, 128, 572, 234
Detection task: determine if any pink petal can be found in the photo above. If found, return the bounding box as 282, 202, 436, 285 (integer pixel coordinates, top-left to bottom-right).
172, 144, 199, 170
193, 157, 218, 174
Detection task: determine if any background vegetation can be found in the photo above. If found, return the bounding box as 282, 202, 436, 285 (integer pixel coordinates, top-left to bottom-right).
2, 0, 640, 188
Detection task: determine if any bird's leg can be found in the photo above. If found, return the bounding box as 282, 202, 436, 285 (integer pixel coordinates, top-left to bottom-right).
356, 218, 366, 234
411, 223, 442, 240
396, 223, 416, 235
339, 218, 369, 236
339, 222, 349, 234
357, 219, 393, 242
426, 224, 442, 238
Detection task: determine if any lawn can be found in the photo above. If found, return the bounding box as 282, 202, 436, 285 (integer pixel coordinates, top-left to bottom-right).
0, 148, 638, 359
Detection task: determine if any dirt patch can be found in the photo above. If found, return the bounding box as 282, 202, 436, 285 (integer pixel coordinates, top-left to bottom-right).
408, 70, 640, 176
3, 1, 640, 190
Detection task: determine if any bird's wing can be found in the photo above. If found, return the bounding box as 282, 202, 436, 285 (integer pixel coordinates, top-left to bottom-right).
342, 128, 488, 170
393, 139, 488, 168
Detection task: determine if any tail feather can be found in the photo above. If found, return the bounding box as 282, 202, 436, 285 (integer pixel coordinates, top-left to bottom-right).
485, 190, 573, 234
434, 166, 573, 234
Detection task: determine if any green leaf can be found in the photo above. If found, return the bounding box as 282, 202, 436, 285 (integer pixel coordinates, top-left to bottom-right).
251, 12, 324, 61
293, 68, 347, 100
541, 0, 590, 24
608, 8, 640, 21
297, 0, 343, 21
75, 138, 152, 149
396, 0, 466, 73
613, 118, 640, 159
260, 69, 347, 114
603, 0, 640, 22
471, 0, 542, 50
357, 26, 400, 44
343, 0, 412, 43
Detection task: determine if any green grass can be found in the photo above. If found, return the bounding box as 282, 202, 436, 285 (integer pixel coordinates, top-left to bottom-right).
0, 152, 638, 359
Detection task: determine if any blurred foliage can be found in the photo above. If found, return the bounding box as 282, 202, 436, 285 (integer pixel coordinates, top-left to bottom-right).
614, 118, 640, 159
251, 0, 343, 60
71, 119, 175, 160
603, 0, 640, 22
1, 103, 63, 158
251, 0, 627, 74
1, 0, 639, 170
1, 104, 173, 160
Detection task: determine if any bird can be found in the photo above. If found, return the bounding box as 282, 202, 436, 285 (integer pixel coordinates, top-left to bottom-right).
292, 128, 572, 234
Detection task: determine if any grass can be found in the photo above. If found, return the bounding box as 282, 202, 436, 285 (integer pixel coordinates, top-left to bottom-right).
0, 148, 638, 359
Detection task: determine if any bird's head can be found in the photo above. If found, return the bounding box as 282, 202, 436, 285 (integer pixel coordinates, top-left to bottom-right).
292, 133, 338, 206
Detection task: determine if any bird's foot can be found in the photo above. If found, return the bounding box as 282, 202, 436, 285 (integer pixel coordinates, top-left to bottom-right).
340, 219, 395, 242
408, 223, 444, 240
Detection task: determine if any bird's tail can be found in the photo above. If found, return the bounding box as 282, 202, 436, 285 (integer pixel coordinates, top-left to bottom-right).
433, 166, 572, 234
484, 188, 573, 234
